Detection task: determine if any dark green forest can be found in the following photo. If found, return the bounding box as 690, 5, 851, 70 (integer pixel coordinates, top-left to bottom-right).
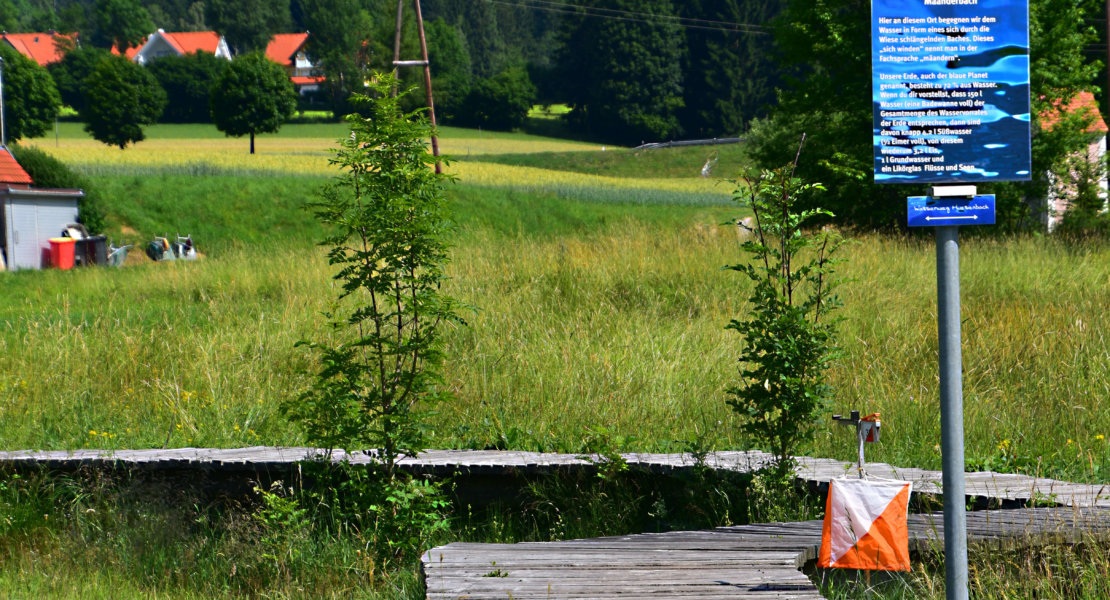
2, 0, 782, 143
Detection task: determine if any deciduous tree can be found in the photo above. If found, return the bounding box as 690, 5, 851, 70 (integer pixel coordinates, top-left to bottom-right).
0, 0, 18, 30
0, 43, 61, 142
92, 0, 154, 51
726, 157, 844, 472
148, 51, 228, 123
80, 54, 166, 149
48, 45, 111, 114
458, 66, 535, 131
287, 72, 460, 484
209, 51, 297, 153
295, 0, 369, 117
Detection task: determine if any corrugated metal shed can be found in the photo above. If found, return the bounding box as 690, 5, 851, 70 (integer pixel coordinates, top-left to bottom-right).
0, 148, 84, 271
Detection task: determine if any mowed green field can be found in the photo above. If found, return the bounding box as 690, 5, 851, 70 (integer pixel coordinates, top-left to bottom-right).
7, 122, 1110, 485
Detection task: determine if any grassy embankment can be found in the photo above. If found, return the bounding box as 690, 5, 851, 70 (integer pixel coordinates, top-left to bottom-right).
2, 120, 1109, 599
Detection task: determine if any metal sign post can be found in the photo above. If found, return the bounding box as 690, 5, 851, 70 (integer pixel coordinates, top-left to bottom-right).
871, 0, 1030, 595
929, 185, 974, 599
936, 221, 968, 599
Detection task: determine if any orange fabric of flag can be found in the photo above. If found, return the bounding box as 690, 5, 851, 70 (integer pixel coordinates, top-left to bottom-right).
818, 477, 912, 571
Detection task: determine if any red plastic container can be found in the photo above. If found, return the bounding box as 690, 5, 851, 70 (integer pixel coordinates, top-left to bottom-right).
49, 237, 76, 269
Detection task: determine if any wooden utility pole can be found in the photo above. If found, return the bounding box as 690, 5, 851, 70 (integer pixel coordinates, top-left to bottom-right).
393, 0, 441, 174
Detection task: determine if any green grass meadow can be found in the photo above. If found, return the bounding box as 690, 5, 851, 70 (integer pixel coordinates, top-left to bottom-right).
5, 122, 1110, 481
3, 121, 1110, 599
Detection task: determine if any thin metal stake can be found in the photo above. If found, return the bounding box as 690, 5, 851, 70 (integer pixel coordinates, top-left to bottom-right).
857, 424, 866, 479
936, 225, 969, 600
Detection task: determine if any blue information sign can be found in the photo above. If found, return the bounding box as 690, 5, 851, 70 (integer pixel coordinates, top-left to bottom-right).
872, 1, 1031, 184
907, 195, 996, 227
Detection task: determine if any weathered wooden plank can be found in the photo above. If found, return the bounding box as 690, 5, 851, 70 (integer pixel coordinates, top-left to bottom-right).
425, 507, 1110, 600
0, 444, 1101, 508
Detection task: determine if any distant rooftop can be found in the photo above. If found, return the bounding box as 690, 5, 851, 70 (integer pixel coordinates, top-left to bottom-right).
1041, 91, 1109, 134
1, 32, 76, 66
266, 33, 309, 66
0, 148, 32, 185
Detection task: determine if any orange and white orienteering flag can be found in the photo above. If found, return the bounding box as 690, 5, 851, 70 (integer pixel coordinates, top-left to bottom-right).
818, 477, 912, 571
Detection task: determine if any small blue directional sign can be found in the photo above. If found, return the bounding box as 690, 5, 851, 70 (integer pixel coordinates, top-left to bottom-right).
907, 195, 996, 227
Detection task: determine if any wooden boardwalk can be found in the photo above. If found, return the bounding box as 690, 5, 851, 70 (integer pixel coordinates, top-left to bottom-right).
423, 507, 1110, 600
2, 447, 1109, 598
1, 447, 1108, 508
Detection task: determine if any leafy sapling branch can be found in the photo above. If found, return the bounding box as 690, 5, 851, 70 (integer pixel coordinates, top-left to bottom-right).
725, 147, 846, 476
287, 72, 461, 483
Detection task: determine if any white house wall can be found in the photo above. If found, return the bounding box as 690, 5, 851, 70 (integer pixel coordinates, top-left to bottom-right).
1045, 134, 1109, 232
214, 37, 231, 60
294, 52, 313, 76
134, 35, 177, 65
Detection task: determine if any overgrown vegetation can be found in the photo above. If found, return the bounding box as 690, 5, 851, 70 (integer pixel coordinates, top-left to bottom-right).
3, 124, 1110, 482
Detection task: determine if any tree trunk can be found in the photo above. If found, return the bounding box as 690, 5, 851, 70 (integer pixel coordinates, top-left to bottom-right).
250, 132, 255, 155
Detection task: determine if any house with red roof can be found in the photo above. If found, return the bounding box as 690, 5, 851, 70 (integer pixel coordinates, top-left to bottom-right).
1, 31, 76, 66
0, 147, 85, 271
124, 30, 232, 65
1040, 91, 1108, 231
265, 33, 323, 94
117, 30, 321, 93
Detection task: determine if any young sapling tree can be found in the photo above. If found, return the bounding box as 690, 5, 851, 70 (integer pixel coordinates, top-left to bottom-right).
289, 73, 460, 481
726, 144, 846, 477
286, 74, 459, 566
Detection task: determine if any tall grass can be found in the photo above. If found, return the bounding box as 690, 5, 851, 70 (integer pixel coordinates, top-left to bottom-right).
468, 143, 745, 179
827, 234, 1110, 478
5, 211, 1110, 485
0, 250, 323, 449
820, 531, 1110, 599
13, 121, 1110, 481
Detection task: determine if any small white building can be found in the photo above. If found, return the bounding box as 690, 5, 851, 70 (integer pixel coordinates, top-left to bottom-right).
0, 148, 84, 271
1040, 91, 1109, 231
